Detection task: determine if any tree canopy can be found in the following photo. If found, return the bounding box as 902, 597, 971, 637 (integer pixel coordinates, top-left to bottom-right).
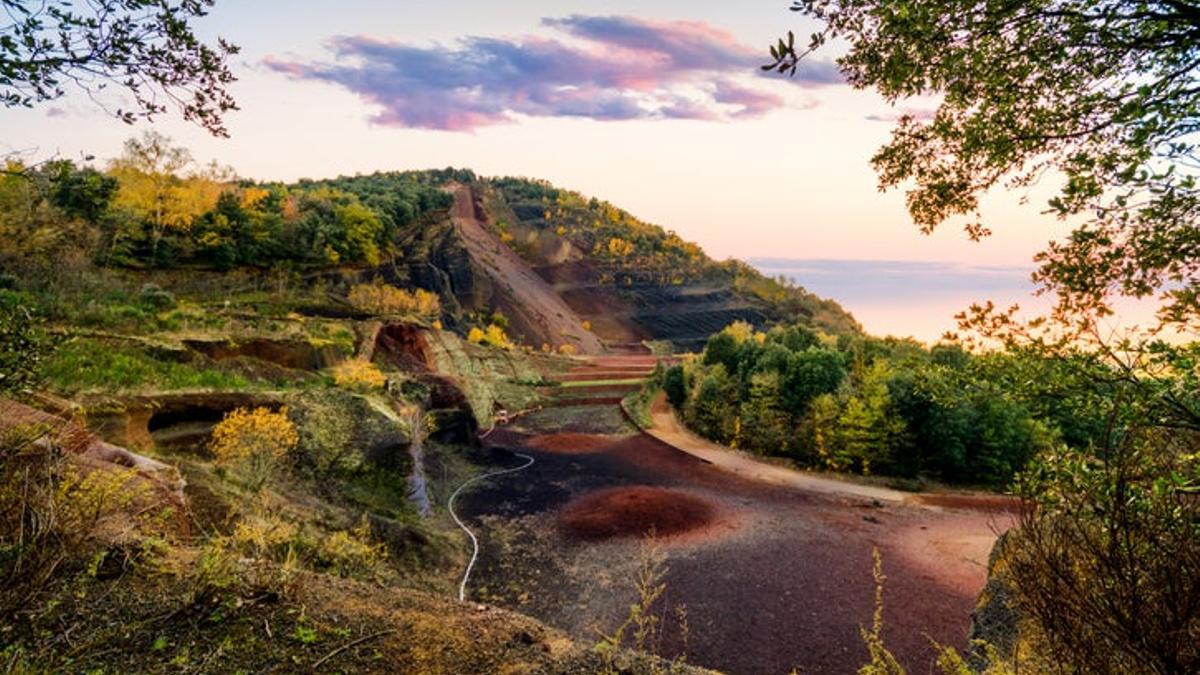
1, 0, 238, 135
767, 0, 1200, 330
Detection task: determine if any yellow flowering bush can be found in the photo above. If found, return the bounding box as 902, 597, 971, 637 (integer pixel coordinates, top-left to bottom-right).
209, 406, 299, 491
331, 358, 387, 391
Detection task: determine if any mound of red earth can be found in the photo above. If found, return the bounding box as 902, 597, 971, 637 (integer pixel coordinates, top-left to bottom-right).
559, 486, 716, 540
525, 433, 615, 454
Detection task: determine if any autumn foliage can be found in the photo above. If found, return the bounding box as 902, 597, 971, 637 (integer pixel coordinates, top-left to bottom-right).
331, 359, 387, 391
347, 283, 440, 319
210, 407, 299, 491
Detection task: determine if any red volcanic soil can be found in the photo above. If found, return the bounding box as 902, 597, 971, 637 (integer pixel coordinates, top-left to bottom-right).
525, 433, 615, 454
559, 486, 716, 540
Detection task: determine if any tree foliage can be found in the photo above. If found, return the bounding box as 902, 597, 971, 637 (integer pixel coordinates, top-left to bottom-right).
0, 291, 47, 396
671, 322, 1055, 485
765, 3, 1200, 669
767, 0, 1200, 329
0, 0, 239, 135
209, 406, 298, 491
347, 282, 440, 319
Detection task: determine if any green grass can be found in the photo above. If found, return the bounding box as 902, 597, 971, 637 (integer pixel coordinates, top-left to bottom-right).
559, 378, 645, 388
44, 338, 255, 394
621, 386, 656, 430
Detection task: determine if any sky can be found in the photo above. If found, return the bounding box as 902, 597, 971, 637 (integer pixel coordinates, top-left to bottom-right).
3, 1, 1090, 341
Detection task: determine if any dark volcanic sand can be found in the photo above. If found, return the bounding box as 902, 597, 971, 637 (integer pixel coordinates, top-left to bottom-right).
460, 407, 1010, 675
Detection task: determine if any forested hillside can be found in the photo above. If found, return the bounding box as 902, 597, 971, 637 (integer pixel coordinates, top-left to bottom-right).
1, 134, 855, 352
659, 321, 1061, 486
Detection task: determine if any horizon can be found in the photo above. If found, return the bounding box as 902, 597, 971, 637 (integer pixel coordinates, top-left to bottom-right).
5, 0, 1075, 275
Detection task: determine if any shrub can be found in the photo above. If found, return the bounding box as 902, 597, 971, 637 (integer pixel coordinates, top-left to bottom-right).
331, 358, 386, 391
316, 516, 385, 578
209, 407, 299, 491
137, 283, 176, 310
1007, 425, 1200, 674
347, 282, 439, 318
0, 411, 142, 613
467, 323, 512, 349
485, 324, 511, 349
663, 365, 687, 409
0, 291, 48, 396
230, 512, 298, 560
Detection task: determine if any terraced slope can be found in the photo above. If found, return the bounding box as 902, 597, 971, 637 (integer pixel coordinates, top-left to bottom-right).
540, 355, 659, 409
483, 177, 861, 350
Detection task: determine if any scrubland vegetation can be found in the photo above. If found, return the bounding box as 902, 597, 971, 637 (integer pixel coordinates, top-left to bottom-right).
491, 176, 861, 336
2, 0, 1198, 670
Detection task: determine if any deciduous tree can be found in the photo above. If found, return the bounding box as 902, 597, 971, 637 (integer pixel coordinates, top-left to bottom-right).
0, 0, 239, 135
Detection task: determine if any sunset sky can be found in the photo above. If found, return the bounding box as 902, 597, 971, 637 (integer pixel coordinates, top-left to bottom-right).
5, 0, 1089, 340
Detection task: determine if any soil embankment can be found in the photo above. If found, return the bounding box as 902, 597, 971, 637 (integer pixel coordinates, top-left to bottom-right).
449, 185, 604, 354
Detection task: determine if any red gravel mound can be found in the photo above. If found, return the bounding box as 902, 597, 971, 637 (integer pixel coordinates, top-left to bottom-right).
526, 433, 615, 454
559, 486, 716, 540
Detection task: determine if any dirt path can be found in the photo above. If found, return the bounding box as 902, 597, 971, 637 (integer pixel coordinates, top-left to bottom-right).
646, 393, 906, 504
448, 185, 604, 354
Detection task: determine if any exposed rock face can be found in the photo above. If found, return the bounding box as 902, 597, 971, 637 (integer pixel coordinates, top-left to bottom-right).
184, 338, 343, 370
969, 531, 1020, 664
392, 186, 604, 353
83, 391, 282, 453
541, 262, 772, 350
0, 398, 187, 511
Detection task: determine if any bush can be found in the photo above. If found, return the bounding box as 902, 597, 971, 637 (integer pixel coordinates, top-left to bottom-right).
0, 411, 142, 613
663, 365, 687, 408
1008, 425, 1200, 674
209, 407, 299, 491
347, 282, 439, 318
331, 358, 387, 391
316, 516, 385, 578
467, 323, 513, 349
137, 283, 176, 310
0, 291, 48, 396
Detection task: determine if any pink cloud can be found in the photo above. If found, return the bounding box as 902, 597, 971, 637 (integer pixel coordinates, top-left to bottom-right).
265, 15, 841, 131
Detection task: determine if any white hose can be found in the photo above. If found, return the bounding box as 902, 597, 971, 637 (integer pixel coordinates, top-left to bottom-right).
447, 451, 535, 602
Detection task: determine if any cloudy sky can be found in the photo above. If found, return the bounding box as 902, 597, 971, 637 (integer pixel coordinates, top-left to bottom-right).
4, 0, 1088, 340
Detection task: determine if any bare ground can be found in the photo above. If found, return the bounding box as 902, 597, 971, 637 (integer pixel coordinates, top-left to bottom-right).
457, 399, 1012, 674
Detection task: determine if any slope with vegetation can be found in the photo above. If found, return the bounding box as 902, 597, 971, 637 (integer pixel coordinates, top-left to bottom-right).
480, 176, 861, 349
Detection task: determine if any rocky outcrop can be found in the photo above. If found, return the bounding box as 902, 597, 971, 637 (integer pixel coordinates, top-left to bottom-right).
0, 398, 186, 509
391, 186, 604, 353
82, 391, 283, 452
969, 531, 1021, 664
184, 337, 344, 371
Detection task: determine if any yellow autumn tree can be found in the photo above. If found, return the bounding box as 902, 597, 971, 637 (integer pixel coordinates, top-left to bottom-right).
210, 407, 299, 491
607, 237, 635, 258
466, 324, 511, 349
108, 131, 225, 258
485, 324, 511, 349
331, 359, 387, 391
347, 283, 440, 319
